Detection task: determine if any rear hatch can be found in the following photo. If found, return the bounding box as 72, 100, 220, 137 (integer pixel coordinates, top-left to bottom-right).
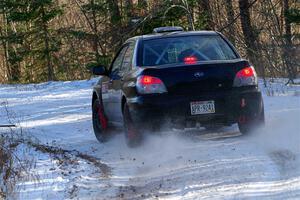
141, 59, 249, 96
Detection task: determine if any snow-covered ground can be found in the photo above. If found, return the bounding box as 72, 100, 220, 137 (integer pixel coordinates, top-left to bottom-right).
0, 79, 300, 199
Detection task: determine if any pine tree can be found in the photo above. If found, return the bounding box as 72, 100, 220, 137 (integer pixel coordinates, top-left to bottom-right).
282, 0, 299, 83
29, 0, 62, 81
0, 0, 29, 82
76, 0, 110, 67
0, 0, 62, 82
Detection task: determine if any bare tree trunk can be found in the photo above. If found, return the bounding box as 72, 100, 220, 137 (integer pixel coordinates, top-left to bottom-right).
138, 0, 147, 10
283, 0, 292, 45
198, 0, 214, 30
239, 1, 259, 66
125, 0, 133, 19
1, 12, 21, 82
41, 6, 55, 81
282, 0, 295, 83
0, 13, 11, 82
137, 0, 147, 16
107, 0, 122, 47
239, 0, 266, 84
239, 0, 257, 60
225, 0, 236, 45
90, 0, 101, 62
108, 0, 121, 25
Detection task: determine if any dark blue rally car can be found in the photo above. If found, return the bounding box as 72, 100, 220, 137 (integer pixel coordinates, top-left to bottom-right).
91, 27, 265, 146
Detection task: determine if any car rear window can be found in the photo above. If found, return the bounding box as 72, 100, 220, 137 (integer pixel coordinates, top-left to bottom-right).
141, 35, 238, 67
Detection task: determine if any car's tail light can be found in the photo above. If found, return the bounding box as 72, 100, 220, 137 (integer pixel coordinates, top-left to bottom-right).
184, 56, 197, 64
233, 67, 258, 87
136, 75, 167, 94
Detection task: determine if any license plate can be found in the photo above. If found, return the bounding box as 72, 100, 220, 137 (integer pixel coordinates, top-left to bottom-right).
190, 101, 215, 115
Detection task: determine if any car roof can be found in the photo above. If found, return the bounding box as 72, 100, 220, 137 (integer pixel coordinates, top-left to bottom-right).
128, 31, 219, 42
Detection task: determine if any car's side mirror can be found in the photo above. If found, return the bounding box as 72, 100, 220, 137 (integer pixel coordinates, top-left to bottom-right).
92, 65, 107, 76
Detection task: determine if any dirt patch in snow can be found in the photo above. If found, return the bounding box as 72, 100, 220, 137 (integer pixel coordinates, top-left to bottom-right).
27, 141, 112, 178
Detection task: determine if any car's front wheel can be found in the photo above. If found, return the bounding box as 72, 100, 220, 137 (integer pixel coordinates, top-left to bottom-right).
92, 99, 109, 142
123, 102, 142, 147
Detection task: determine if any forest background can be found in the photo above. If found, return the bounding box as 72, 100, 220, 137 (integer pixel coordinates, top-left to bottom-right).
0, 0, 299, 84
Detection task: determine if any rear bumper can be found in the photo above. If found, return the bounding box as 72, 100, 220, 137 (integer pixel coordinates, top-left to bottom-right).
127, 87, 264, 126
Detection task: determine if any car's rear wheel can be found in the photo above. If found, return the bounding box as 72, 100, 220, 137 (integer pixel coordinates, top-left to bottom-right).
123, 102, 142, 147
238, 105, 265, 134
92, 99, 109, 142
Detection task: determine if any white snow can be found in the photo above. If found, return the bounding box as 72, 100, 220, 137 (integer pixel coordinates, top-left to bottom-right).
0, 78, 299, 199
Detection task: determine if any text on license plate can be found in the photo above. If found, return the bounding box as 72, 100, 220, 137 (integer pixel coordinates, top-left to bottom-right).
190, 101, 215, 115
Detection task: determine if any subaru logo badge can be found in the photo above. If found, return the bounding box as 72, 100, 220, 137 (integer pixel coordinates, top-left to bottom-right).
194, 72, 204, 78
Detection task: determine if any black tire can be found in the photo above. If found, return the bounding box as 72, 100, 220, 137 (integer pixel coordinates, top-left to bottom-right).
92, 99, 109, 142
238, 105, 265, 134
123, 102, 142, 147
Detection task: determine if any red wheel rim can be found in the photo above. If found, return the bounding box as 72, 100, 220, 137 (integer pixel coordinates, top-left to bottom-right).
239, 115, 247, 124
97, 104, 108, 130
124, 108, 137, 139
127, 124, 137, 139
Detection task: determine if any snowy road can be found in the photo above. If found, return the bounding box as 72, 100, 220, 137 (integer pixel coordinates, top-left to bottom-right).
0, 79, 300, 199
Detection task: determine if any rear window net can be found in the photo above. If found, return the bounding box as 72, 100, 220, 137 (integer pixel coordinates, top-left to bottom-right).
141, 35, 237, 67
